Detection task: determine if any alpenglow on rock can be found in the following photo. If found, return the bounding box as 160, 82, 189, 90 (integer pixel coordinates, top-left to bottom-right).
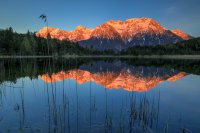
37, 18, 193, 51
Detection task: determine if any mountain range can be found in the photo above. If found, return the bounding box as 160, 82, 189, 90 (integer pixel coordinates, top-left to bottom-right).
39, 60, 186, 92
40, 70, 185, 92
37, 18, 193, 51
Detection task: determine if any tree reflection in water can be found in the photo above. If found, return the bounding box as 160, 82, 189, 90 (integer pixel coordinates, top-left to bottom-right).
0, 58, 200, 132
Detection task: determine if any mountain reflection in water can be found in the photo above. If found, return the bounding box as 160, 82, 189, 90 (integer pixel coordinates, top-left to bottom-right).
40, 68, 186, 92
0, 58, 200, 133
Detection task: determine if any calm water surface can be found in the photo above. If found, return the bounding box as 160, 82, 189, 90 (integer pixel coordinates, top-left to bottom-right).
0, 58, 200, 133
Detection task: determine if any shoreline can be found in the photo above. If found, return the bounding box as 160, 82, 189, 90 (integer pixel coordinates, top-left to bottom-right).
0, 55, 54, 58
64, 55, 200, 60
0, 55, 200, 60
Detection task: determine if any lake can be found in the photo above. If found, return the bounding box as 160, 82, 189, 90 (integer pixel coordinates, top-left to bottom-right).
0, 58, 200, 133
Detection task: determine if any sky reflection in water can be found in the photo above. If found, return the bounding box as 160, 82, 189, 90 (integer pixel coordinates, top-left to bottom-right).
0, 58, 200, 133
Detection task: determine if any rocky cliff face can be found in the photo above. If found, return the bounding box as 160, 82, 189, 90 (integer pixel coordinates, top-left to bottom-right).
171, 29, 193, 40
37, 17, 192, 51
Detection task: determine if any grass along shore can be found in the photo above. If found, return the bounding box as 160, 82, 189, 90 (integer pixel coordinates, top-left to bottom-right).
1, 55, 200, 59
0, 55, 54, 58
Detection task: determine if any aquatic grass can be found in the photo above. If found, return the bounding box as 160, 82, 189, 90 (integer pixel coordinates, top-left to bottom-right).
0, 58, 198, 132
119, 92, 125, 133
125, 88, 161, 132
0, 83, 6, 105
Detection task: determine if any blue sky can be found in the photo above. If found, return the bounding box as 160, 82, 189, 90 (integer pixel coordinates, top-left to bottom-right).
0, 0, 200, 37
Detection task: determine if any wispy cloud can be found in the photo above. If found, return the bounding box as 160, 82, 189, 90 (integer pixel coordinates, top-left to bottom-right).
166, 6, 178, 14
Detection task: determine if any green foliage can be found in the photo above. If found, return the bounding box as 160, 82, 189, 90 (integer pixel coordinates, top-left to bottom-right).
120, 38, 200, 55
0, 27, 102, 56
21, 37, 32, 54
0, 27, 200, 56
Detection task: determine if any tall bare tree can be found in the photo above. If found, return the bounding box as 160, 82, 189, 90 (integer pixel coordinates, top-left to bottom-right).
39, 14, 50, 55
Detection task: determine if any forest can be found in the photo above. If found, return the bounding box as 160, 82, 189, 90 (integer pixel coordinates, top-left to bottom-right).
120, 37, 200, 55
0, 27, 97, 55
0, 27, 200, 56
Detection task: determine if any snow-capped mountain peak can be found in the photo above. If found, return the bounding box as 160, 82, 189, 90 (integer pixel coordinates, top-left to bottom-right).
37, 17, 192, 51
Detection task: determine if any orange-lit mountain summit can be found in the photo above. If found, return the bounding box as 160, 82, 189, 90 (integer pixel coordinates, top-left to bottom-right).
39, 70, 186, 92
37, 18, 192, 51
